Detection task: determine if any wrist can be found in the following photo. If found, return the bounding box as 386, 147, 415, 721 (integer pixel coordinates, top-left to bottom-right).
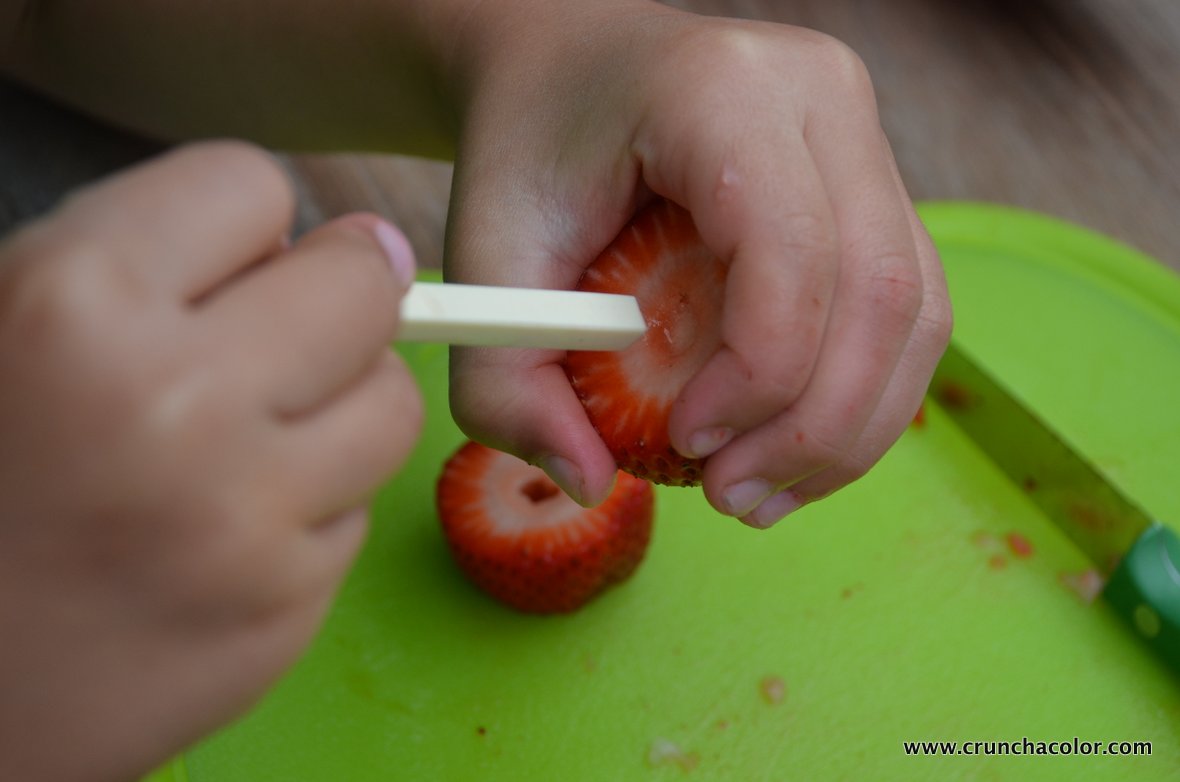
441, 0, 673, 121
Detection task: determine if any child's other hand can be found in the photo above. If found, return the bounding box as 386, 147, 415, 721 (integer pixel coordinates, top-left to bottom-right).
446, 3, 951, 524
0, 142, 422, 781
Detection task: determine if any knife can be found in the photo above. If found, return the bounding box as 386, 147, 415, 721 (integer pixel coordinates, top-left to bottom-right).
398, 282, 646, 351
930, 341, 1180, 671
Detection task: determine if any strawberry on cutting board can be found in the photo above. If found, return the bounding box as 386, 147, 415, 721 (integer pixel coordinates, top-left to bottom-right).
436, 440, 655, 614
564, 198, 729, 486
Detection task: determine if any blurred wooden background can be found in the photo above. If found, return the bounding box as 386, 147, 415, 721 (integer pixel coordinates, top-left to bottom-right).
2, 0, 1178, 273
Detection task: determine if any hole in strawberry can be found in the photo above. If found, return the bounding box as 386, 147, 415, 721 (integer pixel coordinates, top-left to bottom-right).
521, 477, 560, 503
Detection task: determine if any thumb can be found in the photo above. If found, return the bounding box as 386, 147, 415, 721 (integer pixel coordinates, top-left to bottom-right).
201, 211, 417, 417
444, 175, 620, 507
296, 212, 417, 294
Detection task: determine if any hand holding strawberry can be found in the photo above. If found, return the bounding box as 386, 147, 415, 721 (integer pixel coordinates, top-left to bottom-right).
0, 0, 954, 776
447, 2, 952, 527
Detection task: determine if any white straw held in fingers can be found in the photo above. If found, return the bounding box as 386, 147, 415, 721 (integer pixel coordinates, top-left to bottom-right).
398, 282, 646, 350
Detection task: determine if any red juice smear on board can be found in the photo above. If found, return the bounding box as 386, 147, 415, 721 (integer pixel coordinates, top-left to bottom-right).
935, 381, 974, 410
1005, 532, 1034, 559
910, 402, 927, 428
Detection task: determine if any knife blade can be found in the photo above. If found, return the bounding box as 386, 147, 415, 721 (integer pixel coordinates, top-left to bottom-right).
930, 341, 1180, 670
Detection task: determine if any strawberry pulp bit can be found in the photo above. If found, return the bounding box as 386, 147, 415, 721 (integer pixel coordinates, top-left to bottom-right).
759, 675, 787, 705
646, 738, 700, 772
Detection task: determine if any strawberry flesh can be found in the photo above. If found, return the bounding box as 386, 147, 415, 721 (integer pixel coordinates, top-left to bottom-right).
564, 198, 728, 486
436, 440, 655, 614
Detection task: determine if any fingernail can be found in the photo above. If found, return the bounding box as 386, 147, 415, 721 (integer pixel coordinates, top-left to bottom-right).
740, 489, 804, 530
686, 426, 735, 459
372, 219, 416, 288
538, 455, 586, 507
721, 478, 773, 517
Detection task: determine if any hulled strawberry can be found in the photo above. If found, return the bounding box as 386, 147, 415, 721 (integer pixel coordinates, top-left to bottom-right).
564, 198, 728, 486
436, 440, 655, 614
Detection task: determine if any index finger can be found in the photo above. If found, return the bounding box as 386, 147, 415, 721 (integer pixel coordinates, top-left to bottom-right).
639, 116, 841, 459
52, 140, 295, 301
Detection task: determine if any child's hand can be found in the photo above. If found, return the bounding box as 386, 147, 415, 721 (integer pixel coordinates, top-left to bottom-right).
445, 3, 951, 525
0, 142, 421, 781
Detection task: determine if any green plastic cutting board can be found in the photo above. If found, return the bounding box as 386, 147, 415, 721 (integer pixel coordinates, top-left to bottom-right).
153, 203, 1180, 781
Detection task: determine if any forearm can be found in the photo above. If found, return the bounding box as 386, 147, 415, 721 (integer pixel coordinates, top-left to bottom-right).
1, 0, 488, 156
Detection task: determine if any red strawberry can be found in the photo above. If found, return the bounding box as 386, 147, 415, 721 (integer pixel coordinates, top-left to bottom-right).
436, 440, 655, 614
564, 198, 728, 486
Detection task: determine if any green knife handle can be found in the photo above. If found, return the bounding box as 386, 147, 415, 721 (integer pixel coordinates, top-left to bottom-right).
1102, 523, 1180, 672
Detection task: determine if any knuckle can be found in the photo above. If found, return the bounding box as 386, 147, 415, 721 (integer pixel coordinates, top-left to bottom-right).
919, 287, 955, 351
804, 434, 847, 472
375, 355, 425, 443
345, 355, 424, 477
190, 139, 295, 215
447, 356, 513, 444
789, 420, 850, 475
2, 266, 235, 449
864, 253, 925, 330
1, 235, 109, 346
795, 456, 873, 504
684, 25, 769, 80
805, 34, 876, 103
778, 210, 839, 261
141, 362, 237, 446
832, 451, 876, 488
758, 354, 813, 410
196, 138, 286, 180
726, 344, 808, 405
3, 250, 208, 427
